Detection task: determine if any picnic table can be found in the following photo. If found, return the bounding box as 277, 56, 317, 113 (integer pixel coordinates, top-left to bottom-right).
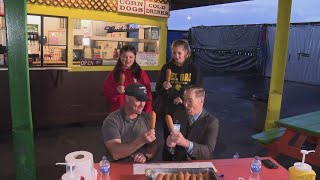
253, 110, 320, 167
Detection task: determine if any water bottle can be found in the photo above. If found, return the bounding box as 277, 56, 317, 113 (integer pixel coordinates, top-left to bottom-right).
233, 152, 240, 159
99, 156, 110, 180
249, 156, 261, 180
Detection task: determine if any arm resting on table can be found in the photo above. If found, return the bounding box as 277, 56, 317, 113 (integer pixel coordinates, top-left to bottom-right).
105, 137, 146, 161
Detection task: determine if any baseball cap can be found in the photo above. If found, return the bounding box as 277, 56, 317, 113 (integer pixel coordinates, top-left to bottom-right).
125, 83, 150, 101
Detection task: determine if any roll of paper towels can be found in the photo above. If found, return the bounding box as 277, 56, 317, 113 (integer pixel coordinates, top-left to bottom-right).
65, 151, 97, 180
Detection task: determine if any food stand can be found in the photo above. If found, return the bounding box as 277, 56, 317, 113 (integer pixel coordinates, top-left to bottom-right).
26, 0, 169, 71
0, 0, 170, 131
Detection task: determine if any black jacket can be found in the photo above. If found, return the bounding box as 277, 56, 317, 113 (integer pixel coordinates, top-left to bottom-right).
156, 58, 202, 115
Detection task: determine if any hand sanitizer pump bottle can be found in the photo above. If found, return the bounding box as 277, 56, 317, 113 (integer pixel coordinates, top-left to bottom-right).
288, 150, 316, 180
56, 163, 80, 180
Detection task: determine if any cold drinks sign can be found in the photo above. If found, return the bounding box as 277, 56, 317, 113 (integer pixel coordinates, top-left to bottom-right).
117, 0, 169, 18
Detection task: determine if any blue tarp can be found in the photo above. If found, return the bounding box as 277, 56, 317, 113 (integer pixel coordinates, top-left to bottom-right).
265, 25, 320, 85
188, 25, 266, 72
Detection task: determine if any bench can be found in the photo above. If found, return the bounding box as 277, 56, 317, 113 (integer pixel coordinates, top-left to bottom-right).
251, 127, 286, 144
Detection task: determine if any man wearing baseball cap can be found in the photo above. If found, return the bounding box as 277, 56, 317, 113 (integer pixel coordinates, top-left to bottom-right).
102, 83, 157, 163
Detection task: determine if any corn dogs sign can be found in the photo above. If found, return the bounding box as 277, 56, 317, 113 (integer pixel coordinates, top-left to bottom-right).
117, 0, 169, 18
0, 0, 3, 16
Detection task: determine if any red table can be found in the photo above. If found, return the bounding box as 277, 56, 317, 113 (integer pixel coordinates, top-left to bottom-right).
94, 157, 288, 180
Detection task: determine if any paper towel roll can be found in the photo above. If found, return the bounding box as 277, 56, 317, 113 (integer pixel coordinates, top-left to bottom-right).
65, 151, 97, 180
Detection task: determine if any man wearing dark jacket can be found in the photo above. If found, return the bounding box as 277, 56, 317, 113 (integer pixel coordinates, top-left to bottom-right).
166, 86, 219, 160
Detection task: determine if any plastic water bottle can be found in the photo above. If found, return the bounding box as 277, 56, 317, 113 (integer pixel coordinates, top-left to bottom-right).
219, 174, 224, 179
233, 152, 239, 159
99, 156, 110, 180
249, 156, 261, 180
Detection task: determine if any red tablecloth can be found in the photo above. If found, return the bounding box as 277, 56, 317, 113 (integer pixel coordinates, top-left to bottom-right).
93, 157, 288, 180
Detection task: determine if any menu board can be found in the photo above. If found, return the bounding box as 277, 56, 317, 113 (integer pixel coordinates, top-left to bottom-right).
136, 52, 158, 66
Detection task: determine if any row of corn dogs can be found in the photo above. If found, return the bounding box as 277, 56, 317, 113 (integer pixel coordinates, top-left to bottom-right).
156, 171, 210, 180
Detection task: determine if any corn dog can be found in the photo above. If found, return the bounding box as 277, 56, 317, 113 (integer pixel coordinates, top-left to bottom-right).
149, 111, 156, 129
119, 73, 125, 85
190, 173, 196, 180
203, 172, 210, 180
165, 114, 174, 131
171, 173, 177, 180
197, 172, 203, 180
164, 174, 170, 180
166, 69, 171, 82
177, 171, 184, 180
156, 173, 164, 180
184, 172, 191, 180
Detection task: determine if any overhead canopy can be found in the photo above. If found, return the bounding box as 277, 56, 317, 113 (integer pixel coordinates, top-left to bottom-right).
170, 0, 250, 10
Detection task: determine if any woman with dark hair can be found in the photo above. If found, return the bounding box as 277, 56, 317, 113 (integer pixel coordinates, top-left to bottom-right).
104, 45, 152, 113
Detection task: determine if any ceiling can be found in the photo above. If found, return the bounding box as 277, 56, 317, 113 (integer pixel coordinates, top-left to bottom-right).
170, 0, 249, 11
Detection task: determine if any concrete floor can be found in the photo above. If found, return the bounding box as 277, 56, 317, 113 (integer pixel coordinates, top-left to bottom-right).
1, 72, 320, 179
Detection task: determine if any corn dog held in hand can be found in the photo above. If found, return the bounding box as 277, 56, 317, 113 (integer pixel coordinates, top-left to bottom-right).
149, 111, 156, 129
165, 114, 174, 131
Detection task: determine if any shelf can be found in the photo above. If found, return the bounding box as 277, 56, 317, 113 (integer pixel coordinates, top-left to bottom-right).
44, 45, 67, 47
90, 36, 157, 43
31, 60, 67, 65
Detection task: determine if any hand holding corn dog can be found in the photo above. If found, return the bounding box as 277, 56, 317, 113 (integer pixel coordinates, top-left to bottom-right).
165, 114, 174, 131
165, 114, 177, 148
163, 69, 172, 90
116, 73, 126, 93
165, 114, 189, 148
119, 73, 125, 85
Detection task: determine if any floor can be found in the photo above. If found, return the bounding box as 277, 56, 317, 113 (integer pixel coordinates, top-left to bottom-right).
1, 72, 320, 180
